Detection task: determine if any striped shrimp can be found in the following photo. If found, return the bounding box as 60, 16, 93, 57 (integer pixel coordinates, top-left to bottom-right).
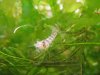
34, 26, 59, 52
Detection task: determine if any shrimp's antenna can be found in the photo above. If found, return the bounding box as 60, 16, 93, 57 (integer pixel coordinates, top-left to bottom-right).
13, 24, 32, 34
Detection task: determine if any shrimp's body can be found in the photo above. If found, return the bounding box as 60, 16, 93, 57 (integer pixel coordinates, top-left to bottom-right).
34, 26, 58, 51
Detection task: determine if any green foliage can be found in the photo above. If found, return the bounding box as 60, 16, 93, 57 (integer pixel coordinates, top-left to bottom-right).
0, 0, 100, 75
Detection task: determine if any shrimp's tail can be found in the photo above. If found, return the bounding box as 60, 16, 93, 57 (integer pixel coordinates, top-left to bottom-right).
51, 24, 59, 34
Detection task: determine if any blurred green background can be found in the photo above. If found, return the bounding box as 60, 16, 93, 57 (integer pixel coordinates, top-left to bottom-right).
0, 0, 100, 75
